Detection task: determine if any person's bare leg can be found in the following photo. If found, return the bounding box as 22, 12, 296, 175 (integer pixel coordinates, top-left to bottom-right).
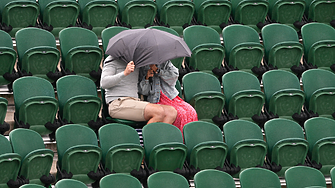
144, 103, 165, 124
160, 105, 177, 124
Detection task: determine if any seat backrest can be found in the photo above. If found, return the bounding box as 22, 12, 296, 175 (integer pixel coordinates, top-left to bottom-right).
222, 71, 261, 103
147, 171, 189, 188
19, 184, 46, 188
183, 25, 222, 51
223, 119, 264, 151
304, 117, 335, 155
285, 166, 327, 188
98, 123, 141, 161
261, 23, 301, 59
101, 26, 130, 54
55, 124, 99, 162
239, 167, 281, 188
15, 27, 57, 60
222, 24, 261, 55
0, 134, 13, 155
56, 75, 99, 111
264, 118, 306, 155
301, 69, 335, 103
142, 122, 184, 162
55, 178, 88, 188
301, 23, 335, 56
0, 29, 14, 49
182, 72, 222, 103
183, 121, 224, 158
100, 174, 142, 188
0, 97, 8, 124
9, 128, 46, 159
194, 169, 236, 188
59, 27, 100, 58
262, 69, 302, 104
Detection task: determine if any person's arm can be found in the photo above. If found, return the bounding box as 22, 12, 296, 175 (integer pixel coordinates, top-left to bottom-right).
157, 61, 179, 86
100, 60, 134, 89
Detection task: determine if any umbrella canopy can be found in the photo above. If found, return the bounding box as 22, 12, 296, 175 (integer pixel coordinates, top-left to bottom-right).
105, 28, 192, 67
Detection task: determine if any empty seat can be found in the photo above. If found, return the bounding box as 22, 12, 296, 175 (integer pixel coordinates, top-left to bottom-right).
223, 119, 267, 177
183, 121, 227, 171
183, 25, 225, 77
0, 97, 9, 135
267, 0, 305, 30
0, 134, 21, 188
239, 167, 281, 188
193, 0, 231, 33
0, 29, 18, 87
9, 128, 54, 186
230, 0, 268, 32
262, 70, 305, 121
301, 23, 335, 71
101, 26, 130, 59
330, 166, 335, 188
78, 0, 118, 37
147, 171, 189, 188
142, 122, 187, 172
261, 24, 304, 74
301, 69, 335, 119
55, 179, 88, 188
100, 174, 142, 188
304, 0, 335, 25
19, 185, 46, 188
15, 27, 61, 84
98, 123, 145, 174
222, 71, 265, 122
117, 0, 157, 28
304, 117, 335, 175
182, 72, 225, 124
264, 118, 309, 176
222, 25, 265, 76
0, 0, 39, 37
59, 27, 103, 83
55, 124, 102, 184
193, 169, 235, 188
155, 0, 195, 35
56, 75, 102, 130
13, 76, 59, 136
38, 0, 80, 37
285, 166, 327, 188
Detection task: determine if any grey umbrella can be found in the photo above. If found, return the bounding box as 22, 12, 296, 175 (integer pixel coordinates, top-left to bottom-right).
105, 28, 192, 67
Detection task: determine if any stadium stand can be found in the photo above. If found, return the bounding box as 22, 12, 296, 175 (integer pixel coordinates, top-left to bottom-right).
183, 121, 228, 175
301, 69, 335, 119
77, 0, 118, 37
261, 23, 305, 75
262, 70, 306, 122
55, 124, 103, 185
285, 166, 327, 188
301, 22, 335, 71
223, 119, 267, 178
304, 117, 335, 176
58, 27, 103, 84
239, 168, 282, 188
117, 0, 157, 29
12, 76, 59, 137
0, 0, 39, 37
182, 72, 225, 126
56, 75, 102, 130
0, 97, 9, 135
15, 27, 62, 84
38, 0, 80, 37
9, 128, 55, 186
183, 25, 226, 78
264, 118, 309, 176
147, 171, 190, 188
0, 134, 21, 188
193, 169, 235, 188
100, 173, 142, 188
222, 24, 266, 77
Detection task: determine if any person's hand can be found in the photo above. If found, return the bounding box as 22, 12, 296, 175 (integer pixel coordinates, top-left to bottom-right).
146, 69, 154, 80
124, 61, 135, 76
149, 64, 158, 73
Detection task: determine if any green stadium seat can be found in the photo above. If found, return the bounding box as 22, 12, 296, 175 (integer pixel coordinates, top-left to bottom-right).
55, 179, 88, 188
193, 169, 235, 188
0, 30, 18, 87
100, 174, 142, 188
285, 166, 327, 188
147, 171, 189, 188
239, 167, 281, 188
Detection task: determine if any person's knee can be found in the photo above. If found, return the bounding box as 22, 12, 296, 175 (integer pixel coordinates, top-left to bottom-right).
144, 104, 165, 120
166, 106, 177, 119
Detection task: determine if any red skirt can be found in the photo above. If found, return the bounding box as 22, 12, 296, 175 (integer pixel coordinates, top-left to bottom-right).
156, 91, 198, 133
